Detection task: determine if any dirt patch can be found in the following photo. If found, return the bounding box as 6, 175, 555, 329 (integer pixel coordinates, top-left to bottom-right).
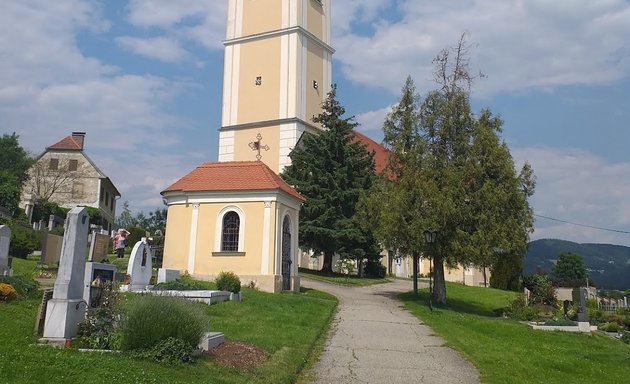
206, 341, 269, 370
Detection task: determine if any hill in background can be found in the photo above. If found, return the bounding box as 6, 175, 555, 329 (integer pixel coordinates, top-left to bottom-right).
524, 239, 630, 290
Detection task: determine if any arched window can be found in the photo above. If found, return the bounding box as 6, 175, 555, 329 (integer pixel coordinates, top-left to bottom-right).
221, 211, 240, 252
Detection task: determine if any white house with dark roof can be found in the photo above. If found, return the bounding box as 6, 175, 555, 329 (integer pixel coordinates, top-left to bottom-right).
20, 132, 120, 232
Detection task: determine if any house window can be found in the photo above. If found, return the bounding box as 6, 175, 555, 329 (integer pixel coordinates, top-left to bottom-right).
68, 159, 78, 171
110, 196, 114, 211
221, 211, 240, 252
100, 187, 104, 202
49, 158, 59, 170
105, 192, 109, 207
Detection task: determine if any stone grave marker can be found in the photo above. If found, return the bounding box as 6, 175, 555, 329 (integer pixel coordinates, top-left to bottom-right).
127, 238, 153, 290
0, 225, 12, 276
42, 207, 89, 342
88, 232, 111, 263
41, 233, 63, 265
572, 287, 591, 332
83, 262, 117, 309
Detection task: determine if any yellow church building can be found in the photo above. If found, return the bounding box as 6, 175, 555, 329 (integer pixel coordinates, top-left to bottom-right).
160, 0, 332, 293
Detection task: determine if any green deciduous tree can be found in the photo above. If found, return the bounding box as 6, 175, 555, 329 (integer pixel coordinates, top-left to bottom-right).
0, 133, 33, 214
552, 252, 588, 287
282, 85, 379, 273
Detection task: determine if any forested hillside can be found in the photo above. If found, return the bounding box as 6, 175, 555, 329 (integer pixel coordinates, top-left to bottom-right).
524, 239, 630, 290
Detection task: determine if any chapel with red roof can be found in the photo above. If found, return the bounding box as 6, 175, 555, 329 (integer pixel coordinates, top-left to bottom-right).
159, 1, 389, 293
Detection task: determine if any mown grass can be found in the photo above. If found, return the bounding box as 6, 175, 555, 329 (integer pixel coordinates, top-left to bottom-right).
0, 260, 338, 384
401, 283, 630, 384
299, 267, 389, 286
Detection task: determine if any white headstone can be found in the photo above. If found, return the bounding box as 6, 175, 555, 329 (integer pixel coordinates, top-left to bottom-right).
127, 238, 153, 290
0, 225, 11, 276
43, 207, 89, 341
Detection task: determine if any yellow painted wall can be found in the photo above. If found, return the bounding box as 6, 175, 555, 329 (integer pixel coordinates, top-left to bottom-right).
162, 204, 192, 271
306, 41, 325, 121
242, 0, 282, 37
237, 39, 281, 124
307, 0, 324, 40
233, 125, 281, 172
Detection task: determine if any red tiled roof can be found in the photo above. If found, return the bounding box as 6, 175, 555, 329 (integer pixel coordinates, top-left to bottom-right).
351, 131, 389, 174
47, 135, 82, 150
162, 161, 305, 202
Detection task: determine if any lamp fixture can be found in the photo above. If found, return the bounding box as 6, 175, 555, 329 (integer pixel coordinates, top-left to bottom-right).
313, 80, 318, 90
255, 76, 262, 86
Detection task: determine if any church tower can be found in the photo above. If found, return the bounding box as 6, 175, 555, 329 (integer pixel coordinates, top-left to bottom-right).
218, 0, 333, 173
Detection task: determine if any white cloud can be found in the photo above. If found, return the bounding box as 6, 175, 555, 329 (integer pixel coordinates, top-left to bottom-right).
125, 0, 227, 50
117, 36, 190, 63
355, 105, 392, 139
513, 147, 630, 246
333, 0, 630, 96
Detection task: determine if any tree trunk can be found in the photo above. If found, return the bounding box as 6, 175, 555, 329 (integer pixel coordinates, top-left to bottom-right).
321, 251, 333, 274
482, 267, 487, 287
433, 255, 447, 305
412, 251, 419, 296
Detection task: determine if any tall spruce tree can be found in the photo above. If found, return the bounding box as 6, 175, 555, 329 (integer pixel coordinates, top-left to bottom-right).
282, 86, 378, 273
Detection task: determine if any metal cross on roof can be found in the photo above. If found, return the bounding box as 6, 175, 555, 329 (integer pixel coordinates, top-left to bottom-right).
248, 133, 270, 161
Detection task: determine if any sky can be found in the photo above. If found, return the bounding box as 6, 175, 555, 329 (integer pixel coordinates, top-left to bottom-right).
1, 0, 629, 246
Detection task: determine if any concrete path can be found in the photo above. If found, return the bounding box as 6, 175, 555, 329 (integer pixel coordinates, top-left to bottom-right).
302, 278, 480, 384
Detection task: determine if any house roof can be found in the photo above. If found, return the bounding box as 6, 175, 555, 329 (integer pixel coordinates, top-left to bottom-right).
46, 135, 83, 150
351, 131, 389, 174
162, 161, 305, 202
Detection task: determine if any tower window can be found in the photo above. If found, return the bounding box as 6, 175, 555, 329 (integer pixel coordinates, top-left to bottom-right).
69, 159, 78, 171
49, 158, 59, 170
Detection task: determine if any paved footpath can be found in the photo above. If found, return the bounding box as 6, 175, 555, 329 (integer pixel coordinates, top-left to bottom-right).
302, 278, 480, 384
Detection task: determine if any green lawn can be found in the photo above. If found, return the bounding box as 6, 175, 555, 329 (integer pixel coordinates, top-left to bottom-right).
299, 267, 389, 286
401, 283, 630, 384
1, 263, 338, 384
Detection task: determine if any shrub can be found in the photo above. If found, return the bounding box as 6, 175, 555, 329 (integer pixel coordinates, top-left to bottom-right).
118, 295, 209, 351
543, 319, 577, 326
598, 322, 622, 333
8, 224, 39, 258
215, 271, 241, 293
78, 283, 123, 350
364, 260, 386, 278
505, 294, 541, 321
621, 332, 630, 344
522, 273, 557, 306
138, 337, 195, 364
0, 275, 39, 298
0, 283, 17, 302
153, 276, 215, 291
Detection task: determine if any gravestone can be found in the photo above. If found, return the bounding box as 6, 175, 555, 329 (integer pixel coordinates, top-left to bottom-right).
88, 232, 110, 263
127, 238, 153, 290
83, 262, 117, 309
0, 225, 12, 276
42, 207, 89, 342
41, 233, 63, 265
572, 287, 591, 332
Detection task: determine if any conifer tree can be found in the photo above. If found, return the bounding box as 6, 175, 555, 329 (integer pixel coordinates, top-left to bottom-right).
282, 86, 378, 273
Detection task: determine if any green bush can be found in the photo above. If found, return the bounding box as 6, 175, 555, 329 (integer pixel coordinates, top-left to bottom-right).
364, 260, 386, 278
598, 322, 622, 333
78, 283, 123, 350
0, 275, 39, 298
621, 332, 630, 344
119, 295, 209, 351
543, 319, 577, 326
522, 273, 557, 306
152, 276, 216, 291
505, 294, 541, 321
215, 271, 241, 293
8, 224, 39, 258
138, 337, 195, 364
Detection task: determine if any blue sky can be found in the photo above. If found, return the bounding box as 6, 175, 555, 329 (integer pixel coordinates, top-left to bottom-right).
2, 0, 629, 246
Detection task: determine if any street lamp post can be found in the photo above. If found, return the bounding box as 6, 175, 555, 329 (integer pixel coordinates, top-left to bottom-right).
423, 229, 437, 310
